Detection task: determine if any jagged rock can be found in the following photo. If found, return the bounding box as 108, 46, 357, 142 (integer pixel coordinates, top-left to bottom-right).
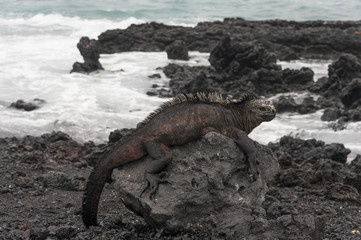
273, 95, 321, 114
10, 99, 45, 111
321, 108, 342, 121
113, 132, 279, 237
166, 40, 189, 60
209, 37, 279, 75
314, 54, 361, 99
180, 71, 212, 95
71, 37, 104, 74
273, 96, 299, 113
350, 155, 361, 174
340, 78, 361, 108
329, 54, 361, 82
281, 67, 314, 85
345, 106, 361, 121
148, 73, 161, 79
269, 136, 351, 165
268, 136, 359, 205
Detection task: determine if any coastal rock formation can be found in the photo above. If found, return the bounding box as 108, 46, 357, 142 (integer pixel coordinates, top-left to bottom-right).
166, 40, 189, 60
10, 98, 45, 111
113, 132, 279, 237
308, 54, 361, 126
71, 37, 104, 74
161, 39, 314, 98
94, 19, 361, 60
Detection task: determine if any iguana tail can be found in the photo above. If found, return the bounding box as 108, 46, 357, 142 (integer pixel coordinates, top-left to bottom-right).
82, 159, 113, 227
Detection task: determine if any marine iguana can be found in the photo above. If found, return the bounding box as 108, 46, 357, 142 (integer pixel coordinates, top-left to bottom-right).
82, 92, 276, 227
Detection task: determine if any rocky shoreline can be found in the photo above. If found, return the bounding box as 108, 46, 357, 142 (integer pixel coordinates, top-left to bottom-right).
2, 18, 361, 239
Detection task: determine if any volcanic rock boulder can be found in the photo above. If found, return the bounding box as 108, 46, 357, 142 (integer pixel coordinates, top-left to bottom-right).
10, 98, 45, 111
314, 54, 361, 98
166, 40, 189, 60
340, 78, 361, 108
113, 132, 279, 238
209, 36, 279, 75
71, 37, 104, 74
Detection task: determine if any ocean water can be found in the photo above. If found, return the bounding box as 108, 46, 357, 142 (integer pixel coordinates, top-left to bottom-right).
0, 0, 360, 157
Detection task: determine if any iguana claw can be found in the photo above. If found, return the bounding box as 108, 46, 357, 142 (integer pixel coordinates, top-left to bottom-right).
140, 171, 169, 199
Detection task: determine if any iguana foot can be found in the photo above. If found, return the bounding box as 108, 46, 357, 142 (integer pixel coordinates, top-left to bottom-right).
140, 171, 169, 199
248, 154, 259, 182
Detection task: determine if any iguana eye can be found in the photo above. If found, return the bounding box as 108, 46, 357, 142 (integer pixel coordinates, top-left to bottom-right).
259, 107, 267, 111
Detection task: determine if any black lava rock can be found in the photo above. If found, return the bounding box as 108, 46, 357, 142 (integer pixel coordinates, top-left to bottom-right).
166, 40, 189, 60
71, 37, 104, 74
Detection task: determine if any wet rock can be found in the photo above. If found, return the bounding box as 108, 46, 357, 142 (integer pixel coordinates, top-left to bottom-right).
273, 96, 299, 113
298, 97, 320, 114
113, 132, 279, 237
281, 67, 314, 85
321, 108, 342, 121
148, 73, 161, 79
350, 155, 361, 174
71, 36, 104, 74
10, 99, 45, 111
181, 71, 212, 95
324, 143, 351, 164
314, 54, 361, 99
164, 64, 214, 96
329, 54, 361, 82
166, 40, 189, 60
322, 106, 361, 128
42, 131, 72, 143
340, 78, 361, 108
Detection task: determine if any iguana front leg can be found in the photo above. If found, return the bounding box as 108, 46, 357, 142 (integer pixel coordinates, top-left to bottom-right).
140, 141, 172, 198
226, 128, 259, 181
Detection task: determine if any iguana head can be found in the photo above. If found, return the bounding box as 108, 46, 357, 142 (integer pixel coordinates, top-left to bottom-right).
246, 99, 276, 122
241, 99, 276, 133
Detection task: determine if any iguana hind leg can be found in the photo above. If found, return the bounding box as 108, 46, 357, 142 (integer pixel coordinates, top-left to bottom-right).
140, 141, 172, 198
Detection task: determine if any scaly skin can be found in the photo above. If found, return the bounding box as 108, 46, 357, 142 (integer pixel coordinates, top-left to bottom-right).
82, 93, 276, 227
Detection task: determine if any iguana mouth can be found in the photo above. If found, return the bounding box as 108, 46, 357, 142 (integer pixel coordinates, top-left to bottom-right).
261, 112, 276, 121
